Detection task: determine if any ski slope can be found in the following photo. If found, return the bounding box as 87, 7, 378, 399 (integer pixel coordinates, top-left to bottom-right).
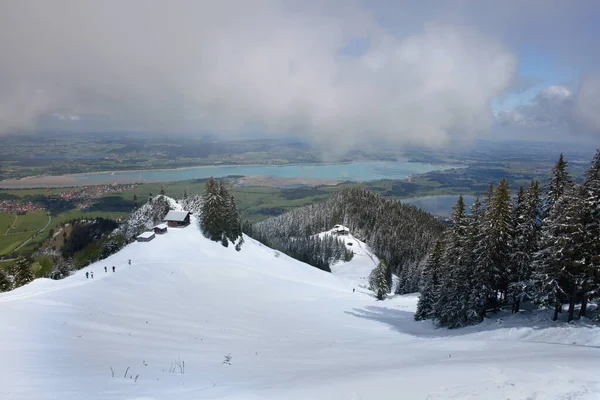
1, 218, 599, 400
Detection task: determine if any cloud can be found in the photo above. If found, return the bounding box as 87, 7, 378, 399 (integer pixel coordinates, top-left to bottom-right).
1, 1, 516, 150
573, 73, 600, 134
496, 85, 573, 130
495, 75, 600, 138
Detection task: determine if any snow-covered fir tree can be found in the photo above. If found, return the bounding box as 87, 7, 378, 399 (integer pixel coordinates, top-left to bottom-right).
200, 177, 243, 249
12, 257, 34, 288
0, 269, 12, 292
579, 149, 600, 318
369, 259, 389, 300
414, 239, 444, 321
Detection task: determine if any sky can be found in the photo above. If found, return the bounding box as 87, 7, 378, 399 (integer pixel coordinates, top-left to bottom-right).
0, 0, 599, 151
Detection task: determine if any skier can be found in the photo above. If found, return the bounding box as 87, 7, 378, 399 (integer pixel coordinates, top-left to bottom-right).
112, 266, 115, 272
353, 288, 355, 293
90, 271, 94, 279
104, 266, 107, 273
86, 271, 89, 279
128, 259, 131, 265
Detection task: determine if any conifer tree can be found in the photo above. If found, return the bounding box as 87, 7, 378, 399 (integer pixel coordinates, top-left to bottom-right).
0, 269, 12, 292
534, 184, 586, 321
465, 197, 489, 323
434, 195, 471, 327
509, 181, 541, 313
132, 194, 138, 210
415, 240, 443, 321
200, 177, 227, 242
543, 153, 572, 219
13, 258, 34, 288
369, 259, 389, 300
578, 149, 600, 317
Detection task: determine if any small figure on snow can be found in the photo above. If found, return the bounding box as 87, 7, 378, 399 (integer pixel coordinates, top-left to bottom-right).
90, 272, 94, 279
353, 288, 355, 293
112, 266, 115, 272
104, 266, 107, 273
128, 259, 131, 265
85, 272, 89, 279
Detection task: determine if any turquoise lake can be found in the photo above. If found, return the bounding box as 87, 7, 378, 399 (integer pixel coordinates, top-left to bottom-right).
74, 161, 454, 184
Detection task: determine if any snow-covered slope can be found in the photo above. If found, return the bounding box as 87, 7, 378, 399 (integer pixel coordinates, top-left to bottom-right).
320, 226, 379, 288
1, 217, 599, 400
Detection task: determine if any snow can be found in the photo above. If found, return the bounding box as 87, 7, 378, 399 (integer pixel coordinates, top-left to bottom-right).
163, 210, 189, 222
320, 227, 379, 290
1, 217, 599, 400
137, 231, 155, 239
154, 223, 168, 230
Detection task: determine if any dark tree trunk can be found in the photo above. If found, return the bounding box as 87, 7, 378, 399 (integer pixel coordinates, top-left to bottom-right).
580, 294, 588, 319
567, 285, 577, 322
552, 303, 560, 321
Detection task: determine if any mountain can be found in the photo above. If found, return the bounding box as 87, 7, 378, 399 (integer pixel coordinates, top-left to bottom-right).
0, 215, 599, 399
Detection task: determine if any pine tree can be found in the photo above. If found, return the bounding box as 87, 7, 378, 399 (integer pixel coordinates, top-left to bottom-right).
132, 194, 138, 210
534, 184, 586, 321
579, 149, 600, 317
415, 240, 443, 321
12, 258, 34, 288
434, 196, 471, 327
543, 153, 572, 219
509, 181, 541, 313
183, 189, 188, 201
476, 179, 513, 311
160, 187, 166, 196
369, 259, 389, 300
465, 197, 488, 323
0, 269, 12, 292
225, 194, 242, 245
200, 177, 227, 242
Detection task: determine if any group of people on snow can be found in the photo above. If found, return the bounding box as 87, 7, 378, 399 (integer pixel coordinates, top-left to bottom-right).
85, 259, 131, 279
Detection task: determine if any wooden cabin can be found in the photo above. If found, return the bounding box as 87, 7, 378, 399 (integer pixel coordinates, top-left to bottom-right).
164, 210, 191, 227
136, 231, 155, 242
154, 223, 168, 235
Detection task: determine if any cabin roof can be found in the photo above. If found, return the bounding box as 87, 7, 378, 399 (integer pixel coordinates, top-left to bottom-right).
164, 210, 190, 222
138, 231, 155, 239
155, 223, 168, 229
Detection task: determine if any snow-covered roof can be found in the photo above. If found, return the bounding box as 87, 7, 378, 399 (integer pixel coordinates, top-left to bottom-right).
164, 210, 190, 222
155, 223, 168, 229
137, 231, 155, 239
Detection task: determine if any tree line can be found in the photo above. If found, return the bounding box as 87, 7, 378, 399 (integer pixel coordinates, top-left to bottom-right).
246, 187, 446, 274
415, 150, 600, 327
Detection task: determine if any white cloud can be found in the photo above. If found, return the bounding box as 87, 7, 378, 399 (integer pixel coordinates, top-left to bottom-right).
573, 73, 600, 134
495, 77, 600, 138
0, 0, 516, 150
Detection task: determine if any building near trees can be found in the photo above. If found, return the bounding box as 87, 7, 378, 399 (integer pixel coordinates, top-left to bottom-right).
136, 231, 155, 242
165, 210, 191, 227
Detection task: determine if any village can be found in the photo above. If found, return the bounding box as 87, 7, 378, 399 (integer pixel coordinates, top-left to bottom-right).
0, 184, 138, 214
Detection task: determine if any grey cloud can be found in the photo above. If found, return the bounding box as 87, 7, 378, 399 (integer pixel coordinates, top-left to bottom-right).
1, 1, 516, 150
495, 76, 600, 138
573, 73, 600, 134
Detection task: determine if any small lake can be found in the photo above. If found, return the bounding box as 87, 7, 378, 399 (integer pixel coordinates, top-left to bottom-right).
403, 195, 478, 217
73, 161, 455, 184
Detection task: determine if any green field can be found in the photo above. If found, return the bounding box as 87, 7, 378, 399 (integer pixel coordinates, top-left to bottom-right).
0, 232, 32, 255
5, 210, 49, 233
0, 213, 16, 234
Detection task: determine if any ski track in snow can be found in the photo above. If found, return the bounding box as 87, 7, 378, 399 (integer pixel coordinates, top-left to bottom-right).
0, 216, 599, 400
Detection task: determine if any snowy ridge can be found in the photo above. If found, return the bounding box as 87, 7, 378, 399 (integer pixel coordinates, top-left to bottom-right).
319, 225, 379, 288
0, 217, 599, 400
